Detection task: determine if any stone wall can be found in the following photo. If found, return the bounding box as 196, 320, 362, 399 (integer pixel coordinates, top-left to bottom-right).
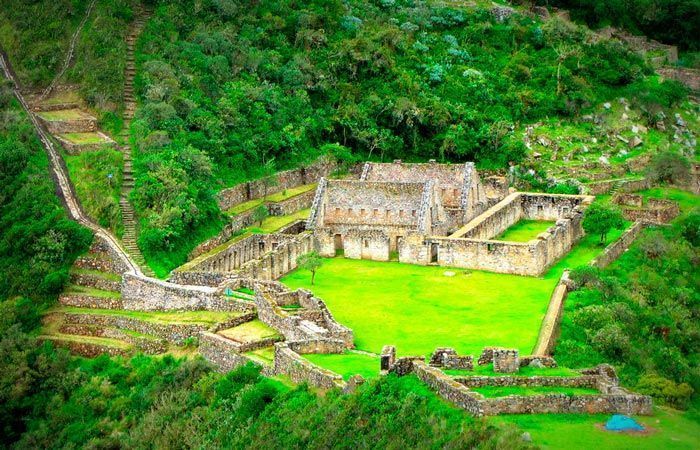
199, 332, 264, 372
59, 293, 123, 309
58, 323, 166, 354
62, 312, 211, 344
480, 392, 652, 416
120, 273, 254, 312
69, 271, 122, 292
616, 198, 679, 224
41, 337, 130, 357
181, 232, 314, 282
590, 221, 645, 269
37, 114, 97, 134
412, 361, 485, 416
217, 155, 336, 211
273, 342, 346, 389
362, 161, 467, 208
74, 234, 130, 275
343, 229, 390, 261
531, 271, 570, 356
267, 189, 315, 216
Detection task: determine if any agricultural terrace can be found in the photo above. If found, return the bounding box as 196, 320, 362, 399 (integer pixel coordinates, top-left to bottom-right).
282, 227, 626, 361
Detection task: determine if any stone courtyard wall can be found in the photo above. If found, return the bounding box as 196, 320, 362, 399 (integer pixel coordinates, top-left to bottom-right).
590, 221, 646, 269
273, 342, 346, 389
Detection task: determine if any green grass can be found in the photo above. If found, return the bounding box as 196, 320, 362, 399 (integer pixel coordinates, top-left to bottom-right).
64, 149, 123, 235
281, 227, 615, 357
247, 208, 310, 233
445, 364, 581, 378
637, 187, 698, 218
64, 284, 121, 298
218, 319, 280, 343
304, 351, 380, 380
70, 268, 122, 281
493, 406, 700, 450
244, 346, 275, 365
39, 91, 81, 107
495, 220, 556, 242
59, 132, 109, 145
41, 333, 132, 350
225, 184, 317, 216
36, 109, 89, 121
51, 306, 238, 325
472, 386, 599, 397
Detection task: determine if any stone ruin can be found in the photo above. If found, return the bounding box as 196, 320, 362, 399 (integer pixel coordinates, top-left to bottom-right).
307, 161, 593, 276
613, 193, 680, 224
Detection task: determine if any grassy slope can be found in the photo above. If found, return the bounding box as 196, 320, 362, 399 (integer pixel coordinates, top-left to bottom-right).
472, 386, 599, 397
304, 352, 380, 380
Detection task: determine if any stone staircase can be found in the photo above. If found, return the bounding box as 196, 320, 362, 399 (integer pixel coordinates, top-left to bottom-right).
119, 5, 154, 277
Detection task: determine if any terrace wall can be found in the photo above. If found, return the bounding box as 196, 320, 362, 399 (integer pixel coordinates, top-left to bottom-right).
273, 342, 346, 389
216, 156, 336, 211
120, 273, 254, 312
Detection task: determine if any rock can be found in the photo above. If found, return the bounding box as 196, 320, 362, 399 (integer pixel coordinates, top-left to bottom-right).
591, 137, 597, 144
603, 102, 611, 110
443, 271, 456, 277
582, 145, 589, 153
522, 432, 532, 443
533, 151, 542, 159
537, 136, 551, 147
631, 125, 638, 134
529, 359, 545, 368
621, 113, 629, 120
638, 124, 648, 134
618, 149, 628, 156
616, 135, 629, 144
656, 121, 666, 131
629, 136, 643, 148
598, 155, 610, 165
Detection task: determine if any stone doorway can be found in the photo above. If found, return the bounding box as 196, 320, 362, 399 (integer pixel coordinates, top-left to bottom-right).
334, 233, 343, 256
430, 243, 439, 263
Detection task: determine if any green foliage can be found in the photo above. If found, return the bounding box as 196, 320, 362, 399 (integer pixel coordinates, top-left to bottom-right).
296, 251, 323, 284
64, 149, 124, 235
0, 87, 91, 300
129, 0, 650, 253
556, 222, 700, 407
537, 0, 700, 50
252, 204, 269, 226
582, 202, 625, 245
647, 150, 691, 185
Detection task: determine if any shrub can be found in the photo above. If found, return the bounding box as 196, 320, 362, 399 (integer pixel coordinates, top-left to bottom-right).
636, 374, 694, 409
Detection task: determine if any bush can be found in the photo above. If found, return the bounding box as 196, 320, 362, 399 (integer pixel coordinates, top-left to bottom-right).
647, 151, 691, 185
636, 374, 694, 409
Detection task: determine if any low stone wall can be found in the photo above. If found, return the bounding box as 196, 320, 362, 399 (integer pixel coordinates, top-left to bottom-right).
584, 177, 650, 195
454, 375, 598, 389
120, 273, 254, 312
199, 332, 264, 372
56, 133, 115, 155
188, 214, 256, 261
70, 272, 122, 292
167, 271, 238, 287
74, 235, 130, 275
58, 323, 166, 354
41, 336, 130, 357
412, 361, 485, 416
268, 190, 314, 216
273, 342, 346, 390
481, 392, 652, 416
62, 312, 209, 344
59, 293, 123, 309
37, 115, 97, 134
531, 271, 570, 356
619, 199, 679, 224
590, 221, 645, 269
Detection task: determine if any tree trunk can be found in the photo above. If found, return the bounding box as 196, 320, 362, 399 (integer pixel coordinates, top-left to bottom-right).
311, 270, 316, 285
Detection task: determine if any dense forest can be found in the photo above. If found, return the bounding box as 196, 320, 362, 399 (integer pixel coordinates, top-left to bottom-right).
534, 0, 700, 51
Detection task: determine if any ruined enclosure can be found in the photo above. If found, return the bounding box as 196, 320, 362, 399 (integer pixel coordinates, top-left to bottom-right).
307, 162, 593, 276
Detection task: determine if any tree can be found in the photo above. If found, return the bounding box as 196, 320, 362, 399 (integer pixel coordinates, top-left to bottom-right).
583, 203, 625, 245
252, 204, 269, 227
261, 158, 278, 200
296, 251, 323, 285
647, 151, 691, 185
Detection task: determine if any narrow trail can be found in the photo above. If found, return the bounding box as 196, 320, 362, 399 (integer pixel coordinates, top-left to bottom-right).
120, 5, 154, 276
38, 0, 96, 101
0, 48, 142, 276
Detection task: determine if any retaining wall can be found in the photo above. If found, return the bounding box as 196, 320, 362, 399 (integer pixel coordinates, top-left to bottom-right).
273, 342, 346, 389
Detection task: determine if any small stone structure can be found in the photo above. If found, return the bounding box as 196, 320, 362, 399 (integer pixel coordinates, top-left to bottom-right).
493, 349, 520, 373
613, 193, 679, 224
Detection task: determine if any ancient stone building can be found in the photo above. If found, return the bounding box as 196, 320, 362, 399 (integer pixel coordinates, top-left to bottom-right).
308, 161, 593, 276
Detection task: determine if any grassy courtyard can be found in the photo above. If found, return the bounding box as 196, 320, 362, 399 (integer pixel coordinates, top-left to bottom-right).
495, 220, 556, 242
281, 228, 621, 358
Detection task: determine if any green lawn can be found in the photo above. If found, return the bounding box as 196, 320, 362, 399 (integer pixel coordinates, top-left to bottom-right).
304, 351, 380, 380
64, 284, 121, 298
493, 406, 700, 450
59, 132, 110, 145
472, 386, 599, 397
225, 184, 316, 216
36, 109, 88, 121
495, 220, 556, 242
247, 208, 310, 233
445, 364, 581, 378
218, 319, 280, 343
637, 187, 698, 217
281, 227, 618, 357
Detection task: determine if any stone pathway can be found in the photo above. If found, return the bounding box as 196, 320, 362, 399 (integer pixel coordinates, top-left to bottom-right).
119, 5, 154, 276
